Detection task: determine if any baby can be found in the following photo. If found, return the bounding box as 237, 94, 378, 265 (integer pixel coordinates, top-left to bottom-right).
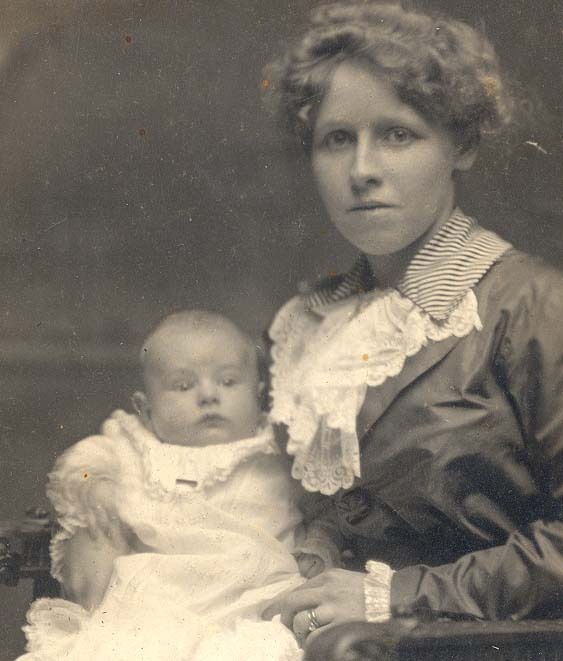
19, 311, 330, 661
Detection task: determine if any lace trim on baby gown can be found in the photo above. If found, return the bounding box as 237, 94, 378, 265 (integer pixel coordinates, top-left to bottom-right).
20, 598, 89, 658
20, 602, 302, 661
47, 411, 279, 583
269, 288, 482, 495
104, 410, 280, 499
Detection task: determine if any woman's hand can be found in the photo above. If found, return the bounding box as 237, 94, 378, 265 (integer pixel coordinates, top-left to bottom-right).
263, 568, 367, 644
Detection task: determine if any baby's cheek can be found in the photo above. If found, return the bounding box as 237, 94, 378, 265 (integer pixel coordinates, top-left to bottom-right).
150, 398, 197, 442
157, 395, 194, 422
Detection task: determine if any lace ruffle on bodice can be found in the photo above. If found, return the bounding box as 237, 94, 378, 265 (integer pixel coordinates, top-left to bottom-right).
269, 288, 482, 495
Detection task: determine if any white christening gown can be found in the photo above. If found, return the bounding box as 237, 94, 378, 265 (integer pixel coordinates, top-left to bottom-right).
19, 410, 304, 660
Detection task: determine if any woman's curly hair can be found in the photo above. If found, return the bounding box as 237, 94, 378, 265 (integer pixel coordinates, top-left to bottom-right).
265, 1, 514, 153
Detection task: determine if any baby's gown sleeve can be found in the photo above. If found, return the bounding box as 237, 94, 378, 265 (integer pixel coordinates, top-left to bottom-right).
19, 434, 125, 658
47, 434, 124, 582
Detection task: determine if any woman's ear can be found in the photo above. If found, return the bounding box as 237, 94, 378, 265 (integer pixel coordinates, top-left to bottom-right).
454, 139, 479, 172
131, 391, 151, 426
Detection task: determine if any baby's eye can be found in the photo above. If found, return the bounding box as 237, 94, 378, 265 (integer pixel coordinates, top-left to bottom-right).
174, 381, 194, 392
384, 127, 417, 145
221, 375, 238, 387
321, 129, 354, 151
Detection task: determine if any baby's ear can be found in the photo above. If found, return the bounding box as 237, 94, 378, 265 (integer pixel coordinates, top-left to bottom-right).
131, 391, 151, 426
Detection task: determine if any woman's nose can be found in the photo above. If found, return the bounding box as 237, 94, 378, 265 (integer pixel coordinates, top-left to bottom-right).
197, 379, 219, 405
349, 135, 382, 191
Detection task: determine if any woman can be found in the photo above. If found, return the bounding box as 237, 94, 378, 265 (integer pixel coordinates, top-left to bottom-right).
263, 0, 563, 645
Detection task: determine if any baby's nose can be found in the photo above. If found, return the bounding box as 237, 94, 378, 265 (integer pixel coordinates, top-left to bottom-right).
197, 379, 219, 404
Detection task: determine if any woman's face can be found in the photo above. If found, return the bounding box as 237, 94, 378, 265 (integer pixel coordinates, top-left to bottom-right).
311, 61, 476, 256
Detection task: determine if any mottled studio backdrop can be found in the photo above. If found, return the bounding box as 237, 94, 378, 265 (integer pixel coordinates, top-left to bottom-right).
1, 0, 562, 657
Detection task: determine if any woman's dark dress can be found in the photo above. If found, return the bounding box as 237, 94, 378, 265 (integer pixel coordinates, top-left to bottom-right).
279, 238, 563, 621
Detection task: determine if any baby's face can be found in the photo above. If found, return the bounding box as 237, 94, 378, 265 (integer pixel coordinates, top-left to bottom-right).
140, 325, 262, 447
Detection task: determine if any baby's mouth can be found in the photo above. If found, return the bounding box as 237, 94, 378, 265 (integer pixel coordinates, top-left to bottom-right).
198, 414, 227, 426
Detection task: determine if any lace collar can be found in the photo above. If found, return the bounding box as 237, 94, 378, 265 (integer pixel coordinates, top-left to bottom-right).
269, 212, 511, 495
103, 410, 279, 498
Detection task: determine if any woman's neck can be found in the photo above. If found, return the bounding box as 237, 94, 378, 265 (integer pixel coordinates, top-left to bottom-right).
366, 202, 456, 288
366, 249, 414, 289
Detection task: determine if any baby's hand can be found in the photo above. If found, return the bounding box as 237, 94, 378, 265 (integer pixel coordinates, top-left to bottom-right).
293, 534, 341, 579
295, 552, 326, 579
83, 478, 126, 548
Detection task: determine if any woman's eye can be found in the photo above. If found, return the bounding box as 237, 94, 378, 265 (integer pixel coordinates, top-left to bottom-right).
385, 128, 416, 145
322, 129, 354, 151
221, 376, 238, 387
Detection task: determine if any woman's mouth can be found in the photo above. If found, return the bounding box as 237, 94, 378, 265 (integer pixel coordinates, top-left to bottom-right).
348, 202, 393, 212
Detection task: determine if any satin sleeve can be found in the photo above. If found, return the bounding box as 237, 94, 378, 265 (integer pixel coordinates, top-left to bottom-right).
296, 489, 348, 565
391, 268, 563, 620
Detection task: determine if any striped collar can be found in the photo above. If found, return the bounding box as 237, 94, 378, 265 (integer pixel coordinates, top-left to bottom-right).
302, 210, 512, 321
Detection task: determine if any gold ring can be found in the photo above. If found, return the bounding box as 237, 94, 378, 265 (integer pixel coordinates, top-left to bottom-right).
307, 608, 321, 632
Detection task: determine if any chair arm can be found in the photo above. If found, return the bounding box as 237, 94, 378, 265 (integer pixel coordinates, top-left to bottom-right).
0, 508, 60, 597
304, 618, 563, 660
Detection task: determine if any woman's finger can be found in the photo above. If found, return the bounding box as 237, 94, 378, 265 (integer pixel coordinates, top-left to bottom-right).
305, 619, 350, 649
290, 571, 332, 591
263, 570, 341, 622
262, 583, 307, 621
292, 604, 335, 640
263, 586, 323, 626
262, 601, 281, 621
277, 586, 326, 628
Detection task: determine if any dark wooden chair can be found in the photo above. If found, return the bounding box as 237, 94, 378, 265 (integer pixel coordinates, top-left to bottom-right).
304, 618, 563, 660
0, 508, 60, 599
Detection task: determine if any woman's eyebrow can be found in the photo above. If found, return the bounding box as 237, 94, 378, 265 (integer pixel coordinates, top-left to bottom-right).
314, 118, 354, 131
316, 112, 425, 131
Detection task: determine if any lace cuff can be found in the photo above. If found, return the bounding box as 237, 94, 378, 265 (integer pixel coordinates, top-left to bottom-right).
364, 560, 394, 622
